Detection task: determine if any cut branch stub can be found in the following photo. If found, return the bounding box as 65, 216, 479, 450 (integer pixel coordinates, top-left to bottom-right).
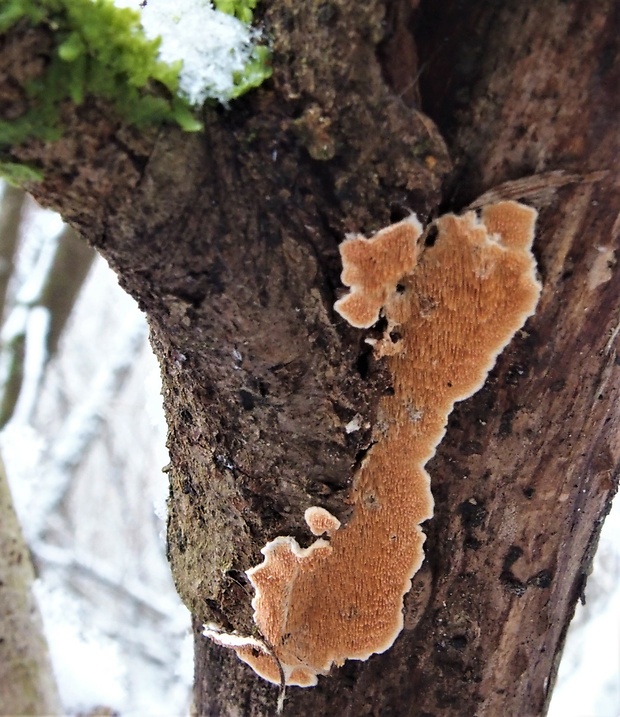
205, 200, 541, 687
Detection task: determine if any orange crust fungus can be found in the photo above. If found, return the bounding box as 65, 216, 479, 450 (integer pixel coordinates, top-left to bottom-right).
334, 214, 422, 328
204, 200, 541, 688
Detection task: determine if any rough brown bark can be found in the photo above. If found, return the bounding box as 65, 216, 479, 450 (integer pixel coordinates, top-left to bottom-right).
1, 1, 619, 716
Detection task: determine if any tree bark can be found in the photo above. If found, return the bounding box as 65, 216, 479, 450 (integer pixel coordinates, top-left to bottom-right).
0, 185, 26, 321
0, 454, 62, 715
39, 224, 96, 358
1, 1, 619, 716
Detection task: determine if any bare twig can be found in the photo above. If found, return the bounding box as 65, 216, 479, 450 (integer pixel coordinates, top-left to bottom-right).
467, 170, 610, 210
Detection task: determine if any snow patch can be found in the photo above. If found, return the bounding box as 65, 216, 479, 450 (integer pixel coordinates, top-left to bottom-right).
114, 0, 264, 103
34, 581, 127, 713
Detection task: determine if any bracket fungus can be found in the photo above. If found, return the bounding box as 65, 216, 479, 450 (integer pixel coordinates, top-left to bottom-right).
204, 200, 541, 688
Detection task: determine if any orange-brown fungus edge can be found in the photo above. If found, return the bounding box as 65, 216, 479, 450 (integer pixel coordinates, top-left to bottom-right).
334, 214, 422, 328
204, 201, 541, 687
305, 506, 341, 536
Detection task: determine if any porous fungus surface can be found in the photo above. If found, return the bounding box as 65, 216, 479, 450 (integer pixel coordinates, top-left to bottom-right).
305, 506, 342, 536
205, 201, 541, 687
334, 214, 422, 329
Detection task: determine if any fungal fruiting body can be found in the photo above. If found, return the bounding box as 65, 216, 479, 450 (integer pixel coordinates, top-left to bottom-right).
333, 214, 423, 328
205, 200, 541, 687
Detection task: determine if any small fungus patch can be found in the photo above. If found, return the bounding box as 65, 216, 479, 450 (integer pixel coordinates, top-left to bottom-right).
205, 200, 541, 687
334, 214, 422, 329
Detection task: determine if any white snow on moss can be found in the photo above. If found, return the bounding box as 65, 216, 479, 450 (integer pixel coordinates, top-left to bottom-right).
114, 0, 263, 103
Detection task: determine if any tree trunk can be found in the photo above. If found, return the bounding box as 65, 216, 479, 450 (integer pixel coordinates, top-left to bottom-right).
1, 1, 619, 716
0, 454, 62, 715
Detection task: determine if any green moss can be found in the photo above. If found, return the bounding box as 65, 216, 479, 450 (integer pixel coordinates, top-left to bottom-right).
204, 0, 272, 100
228, 45, 272, 100
0, 0, 270, 148
213, 0, 259, 24
0, 161, 44, 186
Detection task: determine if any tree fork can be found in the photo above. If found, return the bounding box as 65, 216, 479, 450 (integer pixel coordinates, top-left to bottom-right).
1, 1, 619, 716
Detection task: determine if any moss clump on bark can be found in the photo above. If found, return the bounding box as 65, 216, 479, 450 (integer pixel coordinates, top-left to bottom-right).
0, 0, 272, 185
0, 0, 272, 142
0, 161, 44, 186
214, 0, 259, 24
0, 0, 202, 147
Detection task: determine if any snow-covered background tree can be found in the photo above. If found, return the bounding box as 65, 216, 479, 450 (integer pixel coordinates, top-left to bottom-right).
0, 185, 192, 714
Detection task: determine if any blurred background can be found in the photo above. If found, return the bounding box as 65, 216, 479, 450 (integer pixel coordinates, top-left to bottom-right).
0, 182, 617, 716
0, 184, 192, 715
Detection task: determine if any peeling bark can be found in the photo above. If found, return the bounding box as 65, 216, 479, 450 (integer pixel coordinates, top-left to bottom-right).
1, 1, 619, 716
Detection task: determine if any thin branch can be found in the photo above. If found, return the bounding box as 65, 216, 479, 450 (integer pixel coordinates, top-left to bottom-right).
0, 223, 95, 428
0, 231, 58, 428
